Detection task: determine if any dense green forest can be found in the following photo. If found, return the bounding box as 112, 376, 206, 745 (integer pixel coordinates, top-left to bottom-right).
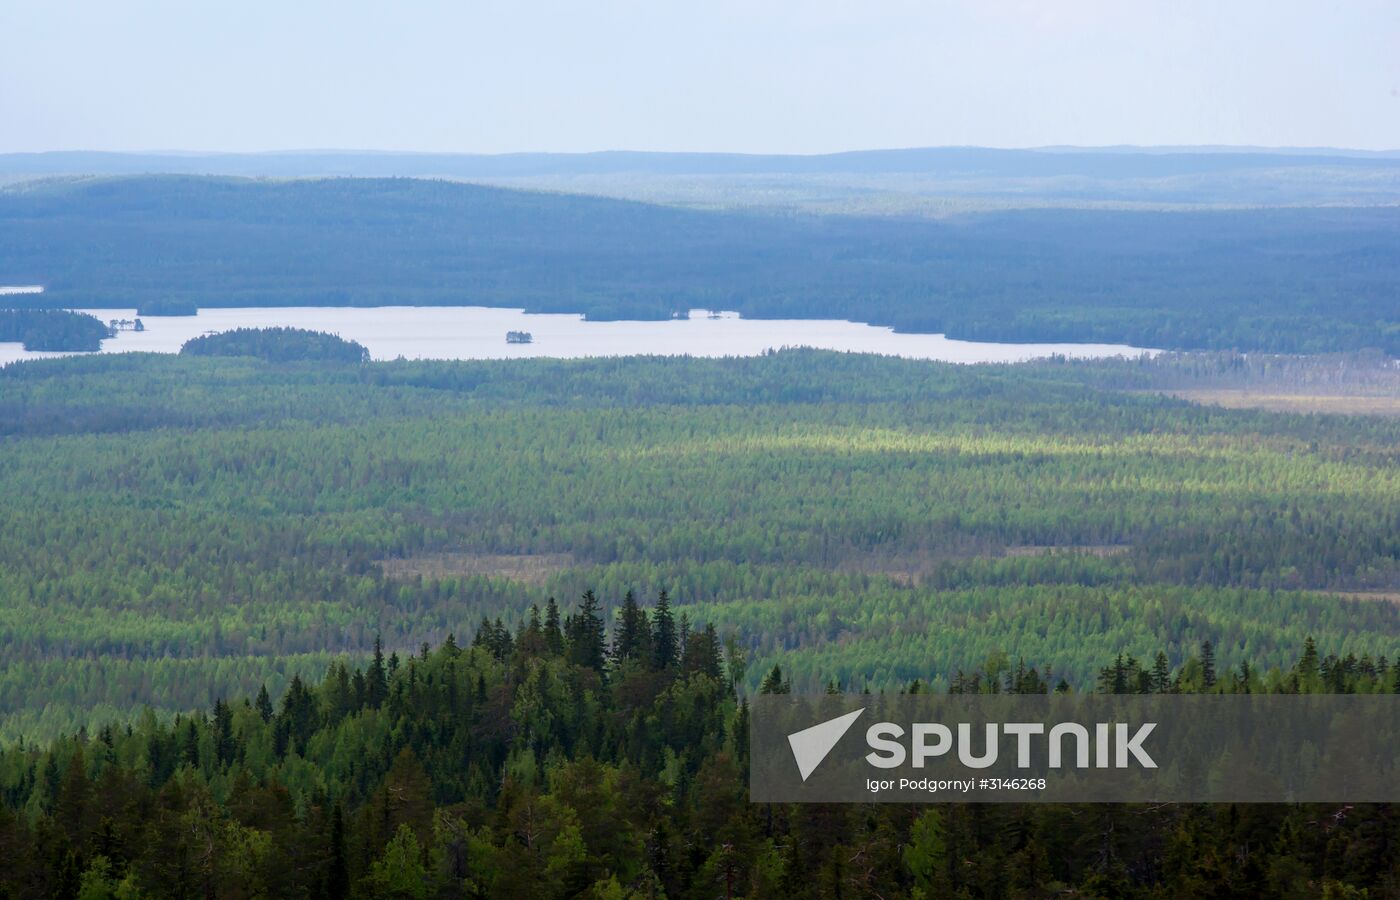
0, 350, 1396, 740
2, 176, 1398, 353
181, 328, 370, 364
0, 601, 1395, 899
0, 309, 110, 351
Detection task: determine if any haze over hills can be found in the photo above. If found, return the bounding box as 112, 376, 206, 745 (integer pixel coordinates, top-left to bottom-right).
2, 174, 1398, 354
5, 146, 1400, 213
6, 146, 1400, 177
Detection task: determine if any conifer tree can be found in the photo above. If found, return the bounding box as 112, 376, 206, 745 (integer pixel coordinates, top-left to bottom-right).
1151, 651, 1172, 694
759, 664, 790, 694
612, 590, 649, 667
255, 684, 273, 722
1299, 636, 1320, 682
544, 598, 565, 657
568, 590, 607, 673
652, 590, 678, 670
367, 636, 389, 708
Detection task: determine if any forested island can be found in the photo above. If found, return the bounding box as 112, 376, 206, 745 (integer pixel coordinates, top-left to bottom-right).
180, 327, 370, 363
0, 308, 110, 351
2, 176, 1397, 353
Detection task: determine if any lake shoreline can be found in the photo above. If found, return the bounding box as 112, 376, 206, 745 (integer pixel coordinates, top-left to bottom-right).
0, 305, 1155, 367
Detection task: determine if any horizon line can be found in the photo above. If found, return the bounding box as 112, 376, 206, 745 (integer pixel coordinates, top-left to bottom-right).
4, 144, 1400, 158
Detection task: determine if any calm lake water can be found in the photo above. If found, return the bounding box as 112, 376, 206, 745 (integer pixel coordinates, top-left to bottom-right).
0, 306, 1153, 366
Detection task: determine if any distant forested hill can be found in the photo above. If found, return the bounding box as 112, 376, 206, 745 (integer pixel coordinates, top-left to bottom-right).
1, 175, 1398, 353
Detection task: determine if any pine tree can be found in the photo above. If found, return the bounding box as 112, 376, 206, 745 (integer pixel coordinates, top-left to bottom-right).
255, 683, 273, 723
490, 618, 514, 661
683, 623, 724, 680
1299, 636, 1320, 683
759, 665, 790, 694
612, 590, 649, 667
568, 590, 607, 673
1201, 640, 1217, 690
367, 635, 389, 708
652, 590, 678, 670
544, 598, 565, 657
518, 605, 547, 657
212, 698, 235, 765
326, 662, 353, 724
1151, 651, 1172, 693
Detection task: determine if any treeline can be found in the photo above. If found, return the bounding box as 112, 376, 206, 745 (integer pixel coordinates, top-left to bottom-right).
180, 328, 370, 364
2, 176, 1398, 353
0, 309, 109, 351
0, 598, 1395, 898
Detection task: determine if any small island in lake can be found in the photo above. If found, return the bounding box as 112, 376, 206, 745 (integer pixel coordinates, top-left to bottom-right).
180, 327, 370, 363
506, 330, 533, 344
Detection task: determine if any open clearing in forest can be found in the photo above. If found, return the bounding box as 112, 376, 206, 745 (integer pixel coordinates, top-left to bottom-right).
838, 544, 1132, 584
1321, 590, 1400, 605
378, 551, 575, 585
1165, 390, 1400, 416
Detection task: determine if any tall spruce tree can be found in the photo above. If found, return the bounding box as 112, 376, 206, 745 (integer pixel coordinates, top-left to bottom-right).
367, 635, 389, 708
544, 597, 565, 657
1151, 651, 1172, 694
652, 589, 678, 670
612, 590, 649, 667
568, 590, 607, 673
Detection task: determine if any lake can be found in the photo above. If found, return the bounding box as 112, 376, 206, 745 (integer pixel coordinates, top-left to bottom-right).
0, 306, 1153, 366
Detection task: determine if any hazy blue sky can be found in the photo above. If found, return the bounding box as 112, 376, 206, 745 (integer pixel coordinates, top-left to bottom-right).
3, 0, 1397, 154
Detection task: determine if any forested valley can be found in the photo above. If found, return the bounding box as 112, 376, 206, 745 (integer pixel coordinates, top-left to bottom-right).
0, 350, 1396, 742
3, 176, 1399, 353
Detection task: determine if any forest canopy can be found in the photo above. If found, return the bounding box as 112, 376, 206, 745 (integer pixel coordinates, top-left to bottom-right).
0, 350, 1396, 739
0, 606, 1392, 899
